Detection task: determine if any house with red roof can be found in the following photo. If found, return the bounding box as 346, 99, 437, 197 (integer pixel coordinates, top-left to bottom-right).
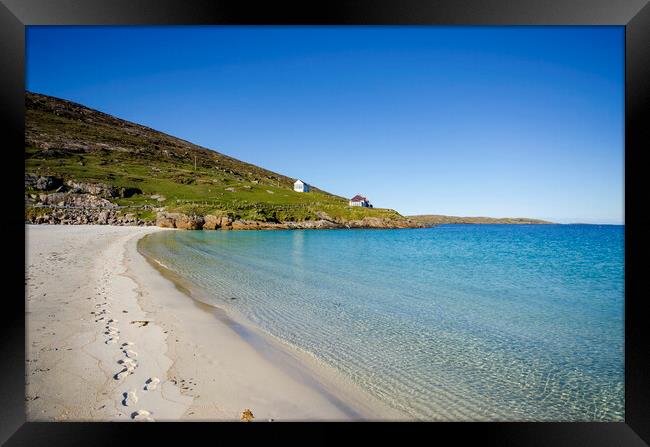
349, 195, 372, 207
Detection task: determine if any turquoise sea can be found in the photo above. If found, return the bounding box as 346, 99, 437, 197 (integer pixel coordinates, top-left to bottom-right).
139, 224, 624, 421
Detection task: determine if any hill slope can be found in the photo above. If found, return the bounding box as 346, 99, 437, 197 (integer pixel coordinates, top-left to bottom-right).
25, 92, 415, 228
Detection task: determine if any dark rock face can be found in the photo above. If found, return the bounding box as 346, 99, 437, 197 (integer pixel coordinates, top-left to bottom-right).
120, 187, 143, 198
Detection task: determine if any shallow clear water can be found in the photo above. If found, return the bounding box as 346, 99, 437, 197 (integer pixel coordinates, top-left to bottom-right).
140, 225, 624, 421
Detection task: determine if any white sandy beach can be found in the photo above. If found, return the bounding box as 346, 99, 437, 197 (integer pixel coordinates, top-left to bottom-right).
25, 225, 405, 421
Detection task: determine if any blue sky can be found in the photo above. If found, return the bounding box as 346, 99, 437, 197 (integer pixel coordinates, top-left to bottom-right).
26, 26, 624, 223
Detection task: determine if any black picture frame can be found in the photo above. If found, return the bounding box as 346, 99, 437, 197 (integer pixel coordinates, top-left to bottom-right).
1, 0, 648, 445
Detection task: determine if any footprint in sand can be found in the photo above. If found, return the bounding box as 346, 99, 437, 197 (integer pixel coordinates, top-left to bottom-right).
113, 362, 137, 380
131, 409, 154, 422
123, 349, 138, 359
121, 342, 134, 347
114, 368, 130, 380
119, 357, 137, 366
122, 390, 138, 406
105, 336, 119, 344
144, 377, 160, 391
108, 319, 118, 324
116, 358, 138, 378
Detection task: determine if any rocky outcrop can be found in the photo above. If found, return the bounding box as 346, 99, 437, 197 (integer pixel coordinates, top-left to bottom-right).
26, 208, 152, 226
26, 174, 143, 200
155, 212, 204, 230
25, 173, 63, 191
65, 180, 142, 198
203, 215, 220, 230
155, 213, 177, 228
230, 220, 263, 230
65, 180, 116, 197
342, 217, 426, 229
219, 216, 233, 229
175, 215, 204, 230
38, 193, 118, 208
203, 214, 233, 230
281, 219, 341, 230
27, 207, 425, 230
154, 212, 423, 231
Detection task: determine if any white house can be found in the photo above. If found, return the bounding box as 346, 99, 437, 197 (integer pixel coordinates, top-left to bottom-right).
293, 179, 310, 192
349, 195, 372, 207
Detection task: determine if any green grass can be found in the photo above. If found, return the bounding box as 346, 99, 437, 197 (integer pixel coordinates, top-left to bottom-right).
26, 146, 401, 221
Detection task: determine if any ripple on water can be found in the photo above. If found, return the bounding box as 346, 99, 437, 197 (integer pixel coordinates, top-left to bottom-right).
139, 225, 624, 421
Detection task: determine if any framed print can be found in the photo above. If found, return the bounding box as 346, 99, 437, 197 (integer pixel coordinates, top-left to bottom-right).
1, 0, 649, 445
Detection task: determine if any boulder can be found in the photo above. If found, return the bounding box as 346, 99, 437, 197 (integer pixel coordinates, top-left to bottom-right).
97, 211, 109, 225
66, 180, 118, 197
219, 216, 232, 229
155, 212, 204, 230
203, 215, 222, 230
175, 214, 204, 230
156, 212, 178, 228
25, 173, 63, 191
38, 192, 118, 208
231, 220, 260, 230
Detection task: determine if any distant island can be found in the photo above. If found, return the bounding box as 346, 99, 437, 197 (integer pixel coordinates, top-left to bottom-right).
408, 215, 553, 225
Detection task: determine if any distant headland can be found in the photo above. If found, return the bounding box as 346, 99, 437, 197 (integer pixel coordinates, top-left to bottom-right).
408, 215, 553, 225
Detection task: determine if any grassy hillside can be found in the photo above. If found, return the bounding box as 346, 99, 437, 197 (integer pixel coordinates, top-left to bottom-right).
25, 92, 403, 224
408, 215, 553, 225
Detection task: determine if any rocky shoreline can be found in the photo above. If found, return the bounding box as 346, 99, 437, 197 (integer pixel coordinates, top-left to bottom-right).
25, 207, 426, 230
25, 174, 427, 230
154, 211, 426, 230
26, 206, 154, 227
